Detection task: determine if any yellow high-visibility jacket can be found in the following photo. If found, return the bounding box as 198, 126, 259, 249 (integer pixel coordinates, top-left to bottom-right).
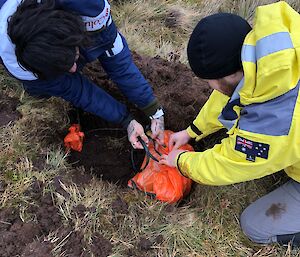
177, 1, 300, 185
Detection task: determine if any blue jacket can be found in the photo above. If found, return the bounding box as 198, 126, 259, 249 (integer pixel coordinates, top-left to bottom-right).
0, 0, 158, 127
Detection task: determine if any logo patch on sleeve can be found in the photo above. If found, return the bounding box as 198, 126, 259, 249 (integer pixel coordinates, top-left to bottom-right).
235, 136, 269, 162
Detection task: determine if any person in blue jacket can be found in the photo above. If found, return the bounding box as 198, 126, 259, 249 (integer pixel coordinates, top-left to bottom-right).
0, 0, 165, 149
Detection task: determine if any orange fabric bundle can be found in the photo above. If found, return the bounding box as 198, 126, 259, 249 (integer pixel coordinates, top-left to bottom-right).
64, 124, 85, 152
128, 130, 193, 203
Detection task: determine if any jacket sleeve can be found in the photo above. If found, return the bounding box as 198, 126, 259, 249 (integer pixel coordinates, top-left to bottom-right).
22, 72, 132, 127
177, 129, 290, 186
99, 34, 160, 117
186, 90, 230, 141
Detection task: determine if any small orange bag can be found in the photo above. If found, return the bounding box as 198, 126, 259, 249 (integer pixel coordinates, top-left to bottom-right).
128, 130, 193, 203
64, 124, 85, 152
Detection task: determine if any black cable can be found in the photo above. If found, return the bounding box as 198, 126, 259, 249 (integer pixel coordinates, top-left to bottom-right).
131, 136, 160, 172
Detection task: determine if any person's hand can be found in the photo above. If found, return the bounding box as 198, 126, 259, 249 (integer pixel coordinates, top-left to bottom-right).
159, 149, 186, 167
169, 130, 191, 150
127, 120, 148, 149
150, 116, 165, 146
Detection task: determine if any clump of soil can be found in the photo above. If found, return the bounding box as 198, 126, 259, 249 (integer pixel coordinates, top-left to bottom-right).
90, 233, 113, 257
0, 92, 21, 126
138, 237, 153, 251
69, 168, 93, 186
21, 241, 53, 257
112, 196, 129, 214
0, 205, 54, 257
59, 228, 86, 257
68, 52, 212, 184
124, 235, 164, 257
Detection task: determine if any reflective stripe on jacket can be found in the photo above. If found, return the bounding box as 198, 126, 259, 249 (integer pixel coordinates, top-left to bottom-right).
180, 1, 300, 185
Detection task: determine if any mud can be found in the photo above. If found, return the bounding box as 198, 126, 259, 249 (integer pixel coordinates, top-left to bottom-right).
69, 52, 212, 184
0, 92, 21, 126
265, 203, 287, 220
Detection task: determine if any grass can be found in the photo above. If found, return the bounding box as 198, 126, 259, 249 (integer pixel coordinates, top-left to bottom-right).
1, 0, 300, 256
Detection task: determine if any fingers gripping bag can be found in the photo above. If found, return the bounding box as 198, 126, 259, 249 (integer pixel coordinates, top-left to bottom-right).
128, 130, 193, 203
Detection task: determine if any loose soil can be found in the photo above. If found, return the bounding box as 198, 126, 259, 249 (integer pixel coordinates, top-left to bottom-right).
0, 93, 21, 126
68, 52, 213, 184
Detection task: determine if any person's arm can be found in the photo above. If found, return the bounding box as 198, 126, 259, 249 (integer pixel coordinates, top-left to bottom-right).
186, 90, 230, 141
176, 130, 289, 186
22, 72, 133, 127
99, 34, 160, 117
99, 34, 164, 143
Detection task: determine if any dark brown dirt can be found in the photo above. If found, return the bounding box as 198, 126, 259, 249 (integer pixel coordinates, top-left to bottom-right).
69, 168, 93, 186
21, 241, 53, 257
0, 207, 49, 257
68, 129, 141, 185
0, 92, 21, 126
68, 52, 212, 184
138, 237, 153, 251
59, 228, 87, 257
53, 175, 71, 199
112, 196, 129, 214
90, 232, 113, 257
124, 235, 163, 257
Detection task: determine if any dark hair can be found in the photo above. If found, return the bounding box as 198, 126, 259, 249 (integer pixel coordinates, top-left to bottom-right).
8, 0, 86, 80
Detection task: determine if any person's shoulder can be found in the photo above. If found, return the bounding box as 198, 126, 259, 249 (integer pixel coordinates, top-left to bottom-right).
56, 0, 106, 17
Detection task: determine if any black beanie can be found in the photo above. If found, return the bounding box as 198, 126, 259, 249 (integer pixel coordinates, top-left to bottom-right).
187, 13, 252, 79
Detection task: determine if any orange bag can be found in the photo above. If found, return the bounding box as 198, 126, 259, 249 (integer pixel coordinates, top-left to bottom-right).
128, 130, 193, 203
64, 124, 85, 152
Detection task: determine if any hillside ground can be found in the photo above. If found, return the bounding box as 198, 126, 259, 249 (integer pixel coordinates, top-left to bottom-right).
1, 0, 300, 256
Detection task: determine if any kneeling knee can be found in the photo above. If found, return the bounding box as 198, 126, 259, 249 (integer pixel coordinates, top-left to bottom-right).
240, 209, 274, 244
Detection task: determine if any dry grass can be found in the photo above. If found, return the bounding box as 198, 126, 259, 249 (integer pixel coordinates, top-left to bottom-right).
1, 0, 300, 256
111, 0, 224, 63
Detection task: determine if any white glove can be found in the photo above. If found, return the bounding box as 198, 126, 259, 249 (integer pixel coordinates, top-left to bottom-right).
150, 115, 165, 146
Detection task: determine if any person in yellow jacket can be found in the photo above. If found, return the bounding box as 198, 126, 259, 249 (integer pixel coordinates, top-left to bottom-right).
160, 1, 300, 246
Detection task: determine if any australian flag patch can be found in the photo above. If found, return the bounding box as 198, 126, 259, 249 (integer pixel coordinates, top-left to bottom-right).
235, 136, 270, 162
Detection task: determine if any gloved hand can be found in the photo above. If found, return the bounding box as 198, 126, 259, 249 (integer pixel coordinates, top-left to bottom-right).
150, 115, 165, 146
127, 119, 148, 149
168, 129, 191, 150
